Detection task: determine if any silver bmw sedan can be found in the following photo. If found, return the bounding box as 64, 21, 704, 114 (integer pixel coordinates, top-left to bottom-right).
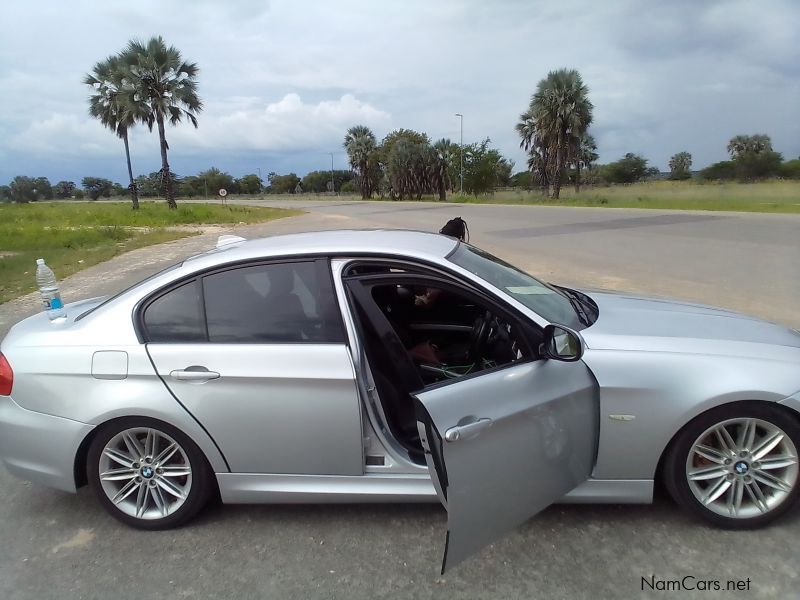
1, 230, 799, 572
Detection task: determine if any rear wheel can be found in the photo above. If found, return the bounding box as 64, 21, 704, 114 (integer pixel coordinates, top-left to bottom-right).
665, 403, 800, 528
87, 418, 212, 529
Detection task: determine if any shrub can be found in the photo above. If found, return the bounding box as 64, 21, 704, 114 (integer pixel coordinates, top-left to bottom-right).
699, 161, 737, 181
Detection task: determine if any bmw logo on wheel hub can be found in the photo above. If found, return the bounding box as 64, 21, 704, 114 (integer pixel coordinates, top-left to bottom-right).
141, 466, 154, 479
734, 461, 749, 475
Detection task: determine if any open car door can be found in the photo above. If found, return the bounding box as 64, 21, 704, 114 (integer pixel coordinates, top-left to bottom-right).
415, 355, 599, 573
343, 271, 599, 573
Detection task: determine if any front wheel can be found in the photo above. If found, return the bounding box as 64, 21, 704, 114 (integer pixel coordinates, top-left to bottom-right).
87, 418, 212, 529
664, 403, 800, 529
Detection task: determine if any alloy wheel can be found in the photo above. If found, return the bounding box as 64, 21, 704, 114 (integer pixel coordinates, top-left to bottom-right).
97, 427, 193, 520
686, 417, 799, 519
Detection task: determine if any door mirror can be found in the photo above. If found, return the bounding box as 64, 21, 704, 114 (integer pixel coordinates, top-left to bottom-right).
541, 324, 584, 362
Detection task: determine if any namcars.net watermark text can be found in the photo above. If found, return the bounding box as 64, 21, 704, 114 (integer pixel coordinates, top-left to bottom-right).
642, 575, 752, 592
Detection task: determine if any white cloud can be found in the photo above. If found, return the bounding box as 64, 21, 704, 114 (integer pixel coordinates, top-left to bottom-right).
0, 0, 798, 182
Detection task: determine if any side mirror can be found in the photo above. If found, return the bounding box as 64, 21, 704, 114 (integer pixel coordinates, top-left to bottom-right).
540, 324, 585, 362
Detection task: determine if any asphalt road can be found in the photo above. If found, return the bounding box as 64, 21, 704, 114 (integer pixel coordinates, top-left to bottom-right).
1, 201, 799, 600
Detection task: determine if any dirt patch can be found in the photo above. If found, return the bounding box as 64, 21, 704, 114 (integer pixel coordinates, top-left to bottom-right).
0, 251, 19, 259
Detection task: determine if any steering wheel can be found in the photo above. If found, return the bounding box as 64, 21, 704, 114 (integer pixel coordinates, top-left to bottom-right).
468, 311, 492, 363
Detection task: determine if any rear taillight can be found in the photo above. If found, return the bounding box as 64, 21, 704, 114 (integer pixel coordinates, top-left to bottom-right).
0, 352, 12, 396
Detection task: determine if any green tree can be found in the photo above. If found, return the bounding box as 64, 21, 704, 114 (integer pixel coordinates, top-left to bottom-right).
727, 134, 772, 159
570, 133, 598, 192
344, 125, 379, 198
462, 139, 512, 195
735, 151, 783, 181
0, 185, 11, 202
34, 177, 53, 199
698, 161, 737, 181
266, 172, 301, 194
82, 177, 114, 200
509, 171, 532, 189
518, 69, 593, 199
237, 174, 263, 195
121, 36, 202, 209
84, 54, 145, 209
53, 181, 77, 199
779, 159, 800, 179
601, 153, 652, 184
301, 170, 353, 193
9, 176, 37, 203
431, 139, 454, 200
197, 167, 236, 196
668, 151, 693, 180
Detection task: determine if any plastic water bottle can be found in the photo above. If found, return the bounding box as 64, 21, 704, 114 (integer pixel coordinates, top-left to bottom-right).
35, 258, 66, 320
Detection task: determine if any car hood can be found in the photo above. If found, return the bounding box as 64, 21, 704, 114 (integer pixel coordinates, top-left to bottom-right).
580, 290, 800, 355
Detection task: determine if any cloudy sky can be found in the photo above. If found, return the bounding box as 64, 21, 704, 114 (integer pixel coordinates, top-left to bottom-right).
1, 0, 798, 185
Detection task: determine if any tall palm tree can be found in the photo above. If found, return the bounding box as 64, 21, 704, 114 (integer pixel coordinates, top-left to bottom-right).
344, 125, 377, 199
84, 55, 144, 209
520, 69, 593, 199
431, 139, 454, 201
571, 133, 598, 193
516, 109, 549, 194
726, 135, 749, 159
121, 36, 202, 209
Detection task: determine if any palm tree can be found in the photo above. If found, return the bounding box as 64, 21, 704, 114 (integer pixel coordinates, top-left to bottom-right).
668, 151, 693, 180
520, 69, 593, 199
343, 125, 377, 199
121, 36, 202, 209
516, 109, 549, 194
431, 139, 454, 201
727, 135, 749, 159
571, 133, 598, 193
84, 55, 145, 209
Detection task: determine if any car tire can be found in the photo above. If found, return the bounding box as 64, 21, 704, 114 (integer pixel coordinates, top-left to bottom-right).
87, 418, 213, 530
664, 402, 800, 529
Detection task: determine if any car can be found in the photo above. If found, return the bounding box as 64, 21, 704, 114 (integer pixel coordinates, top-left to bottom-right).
1, 229, 800, 571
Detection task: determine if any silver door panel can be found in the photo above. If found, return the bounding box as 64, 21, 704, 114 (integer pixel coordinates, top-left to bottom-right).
147, 344, 363, 475
416, 359, 599, 571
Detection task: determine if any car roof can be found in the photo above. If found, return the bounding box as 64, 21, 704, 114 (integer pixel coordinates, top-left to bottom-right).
185, 229, 459, 267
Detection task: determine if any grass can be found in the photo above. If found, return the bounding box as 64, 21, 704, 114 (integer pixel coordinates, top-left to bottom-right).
0, 201, 301, 303
451, 180, 800, 213
260, 180, 800, 213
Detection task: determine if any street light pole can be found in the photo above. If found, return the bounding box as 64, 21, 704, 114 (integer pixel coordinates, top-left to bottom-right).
328, 152, 335, 195
455, 113, 463, 194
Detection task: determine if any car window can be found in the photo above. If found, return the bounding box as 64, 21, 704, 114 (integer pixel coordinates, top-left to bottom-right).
143, 280, 206, 342
367, 281, 533, 387
448, 243, 583, 329
202, 261, 342, 343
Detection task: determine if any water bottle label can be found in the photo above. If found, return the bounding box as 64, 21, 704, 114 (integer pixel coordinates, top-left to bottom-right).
51, 297, 64, 310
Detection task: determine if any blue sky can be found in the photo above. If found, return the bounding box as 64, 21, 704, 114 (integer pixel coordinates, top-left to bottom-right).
1, 0, 798, 185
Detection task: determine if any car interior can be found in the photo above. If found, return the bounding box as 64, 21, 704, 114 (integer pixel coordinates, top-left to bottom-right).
345, 262, 538, 462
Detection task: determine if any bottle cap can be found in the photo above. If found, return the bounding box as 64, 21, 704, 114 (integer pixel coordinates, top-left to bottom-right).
36, 258, 45, 265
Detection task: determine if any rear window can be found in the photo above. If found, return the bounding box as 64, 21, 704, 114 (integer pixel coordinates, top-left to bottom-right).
143, 281, 206, 342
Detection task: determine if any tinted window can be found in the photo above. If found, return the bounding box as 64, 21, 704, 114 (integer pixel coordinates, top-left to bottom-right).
202, 262, 343, 343
144, 281, 206, 342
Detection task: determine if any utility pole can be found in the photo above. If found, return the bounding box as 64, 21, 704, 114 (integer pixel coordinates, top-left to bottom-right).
455, 113, 464, 194
329, 152, 335, 195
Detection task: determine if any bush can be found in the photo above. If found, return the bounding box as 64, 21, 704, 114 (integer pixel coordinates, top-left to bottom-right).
699, 161, 737, 181
779, 159, 800, 180
735, 150, 783, 181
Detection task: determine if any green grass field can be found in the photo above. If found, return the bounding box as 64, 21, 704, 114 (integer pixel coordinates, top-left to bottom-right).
0, 202, 300, 303
265, 180, 800, 213
469, 180, 800, 212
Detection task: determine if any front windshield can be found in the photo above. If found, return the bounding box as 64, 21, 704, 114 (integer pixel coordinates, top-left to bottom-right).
448, 243, 582, 329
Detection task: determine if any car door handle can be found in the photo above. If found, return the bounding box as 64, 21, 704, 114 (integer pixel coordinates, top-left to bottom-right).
444, 417, 493, 443
169, 367, 220, 382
